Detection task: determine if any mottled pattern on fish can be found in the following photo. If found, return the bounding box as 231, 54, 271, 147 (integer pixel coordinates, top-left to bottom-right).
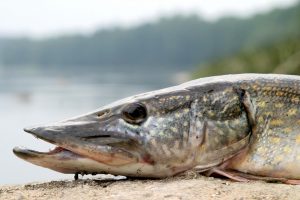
13, 74, 300, 183
228, 77, 300, 179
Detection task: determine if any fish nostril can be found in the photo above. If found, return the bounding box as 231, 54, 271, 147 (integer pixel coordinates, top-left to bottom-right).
97, 110, 110, 118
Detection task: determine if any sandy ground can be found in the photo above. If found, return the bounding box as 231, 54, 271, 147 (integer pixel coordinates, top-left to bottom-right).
1, 173, 300, 200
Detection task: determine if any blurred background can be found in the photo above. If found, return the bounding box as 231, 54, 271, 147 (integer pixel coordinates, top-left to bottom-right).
1, 0, 299, 184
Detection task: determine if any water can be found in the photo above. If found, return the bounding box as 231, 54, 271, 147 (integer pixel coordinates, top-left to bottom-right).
0, 66, 187, 185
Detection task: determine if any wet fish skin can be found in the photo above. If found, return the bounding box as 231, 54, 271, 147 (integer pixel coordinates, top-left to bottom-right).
13, 74, 300, 181
227, 75, 300, 179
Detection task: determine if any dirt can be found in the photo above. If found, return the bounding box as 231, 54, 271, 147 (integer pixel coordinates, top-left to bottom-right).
1, 174, 300, 200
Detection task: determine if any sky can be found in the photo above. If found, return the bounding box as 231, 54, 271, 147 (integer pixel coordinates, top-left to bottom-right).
0, 0, 298, 38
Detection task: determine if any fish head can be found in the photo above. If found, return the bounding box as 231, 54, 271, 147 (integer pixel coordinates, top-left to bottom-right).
13, 82, 252, 178
13, 88, 200, 177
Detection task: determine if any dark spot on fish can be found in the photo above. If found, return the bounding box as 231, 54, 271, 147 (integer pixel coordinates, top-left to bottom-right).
237, 88, 246, 99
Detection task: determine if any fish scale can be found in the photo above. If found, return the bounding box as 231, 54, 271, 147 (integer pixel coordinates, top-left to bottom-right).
228, 77, 300, 179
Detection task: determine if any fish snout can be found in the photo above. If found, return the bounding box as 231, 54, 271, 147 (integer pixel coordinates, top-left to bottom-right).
24, 120, 102, 139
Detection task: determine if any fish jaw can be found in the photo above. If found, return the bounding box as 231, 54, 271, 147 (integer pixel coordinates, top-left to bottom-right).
13, 121, 191, 177
21, 124, 139, 166
12, 146, 179, 177
13, 146, 90, 174
12, 123, 144, 175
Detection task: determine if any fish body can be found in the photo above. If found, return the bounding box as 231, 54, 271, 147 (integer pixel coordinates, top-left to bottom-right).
227, 75, 300, 180
13, 74, 300, 183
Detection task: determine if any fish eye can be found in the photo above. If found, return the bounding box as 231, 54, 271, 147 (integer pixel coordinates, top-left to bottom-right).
122, 103, 147, 124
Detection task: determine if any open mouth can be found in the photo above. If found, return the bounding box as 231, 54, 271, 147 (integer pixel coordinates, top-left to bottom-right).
12, 128, 88, 174
13, 127, 81, 159
13, 126, 138, 175
13, 146, 75, 158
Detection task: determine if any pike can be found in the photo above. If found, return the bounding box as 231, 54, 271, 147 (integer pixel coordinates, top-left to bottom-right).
13, 74, 300, 184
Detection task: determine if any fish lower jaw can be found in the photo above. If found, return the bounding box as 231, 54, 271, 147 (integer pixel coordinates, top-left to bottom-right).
13, 146, 84, 162
13, 146, 70, 156
13, 146, 188, 177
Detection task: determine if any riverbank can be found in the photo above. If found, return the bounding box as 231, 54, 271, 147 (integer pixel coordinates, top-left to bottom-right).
1, 174, 299, 200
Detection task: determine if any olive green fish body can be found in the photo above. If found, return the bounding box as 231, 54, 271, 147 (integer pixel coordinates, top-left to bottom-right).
227, 76, 300, 179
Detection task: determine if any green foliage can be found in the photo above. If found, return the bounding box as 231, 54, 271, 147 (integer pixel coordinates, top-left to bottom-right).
0, 3, 299, 68
193, 37, 300, 78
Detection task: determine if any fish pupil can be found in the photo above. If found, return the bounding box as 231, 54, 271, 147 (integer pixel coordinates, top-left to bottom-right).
123, 103, 147, 124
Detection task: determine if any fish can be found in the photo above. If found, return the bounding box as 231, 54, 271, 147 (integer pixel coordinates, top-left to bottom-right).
13, 74, 300, 184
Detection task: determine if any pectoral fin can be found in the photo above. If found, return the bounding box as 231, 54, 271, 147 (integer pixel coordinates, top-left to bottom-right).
204, 167, 300, 185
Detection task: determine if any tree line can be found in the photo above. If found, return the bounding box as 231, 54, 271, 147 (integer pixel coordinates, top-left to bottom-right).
0, 3, 299, 69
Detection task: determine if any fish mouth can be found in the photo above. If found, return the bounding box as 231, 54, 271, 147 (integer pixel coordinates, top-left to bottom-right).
13, 146, 70, 157
13, 126, 139, 174
13, 127, 75, 159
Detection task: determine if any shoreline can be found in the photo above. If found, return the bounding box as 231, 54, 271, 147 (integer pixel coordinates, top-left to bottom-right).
1, 175, 299, 200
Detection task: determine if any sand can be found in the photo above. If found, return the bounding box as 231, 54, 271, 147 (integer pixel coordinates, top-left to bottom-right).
1, 174, 300, 200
